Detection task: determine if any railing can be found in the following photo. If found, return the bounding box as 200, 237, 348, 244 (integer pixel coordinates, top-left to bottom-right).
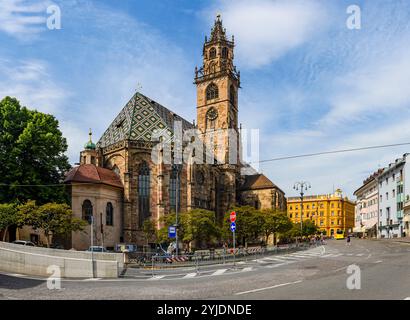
124, 242, 319, 272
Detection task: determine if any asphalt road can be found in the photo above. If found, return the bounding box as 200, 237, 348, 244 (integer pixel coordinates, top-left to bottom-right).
0, 239, 409, 300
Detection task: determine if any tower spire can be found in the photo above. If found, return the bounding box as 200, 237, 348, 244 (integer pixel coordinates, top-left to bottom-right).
210, 13, 226, 41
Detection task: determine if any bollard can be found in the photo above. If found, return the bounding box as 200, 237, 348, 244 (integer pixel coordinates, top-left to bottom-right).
196, 253, 199, 274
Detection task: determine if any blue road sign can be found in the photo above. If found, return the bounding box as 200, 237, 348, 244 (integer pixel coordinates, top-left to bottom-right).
230, 222, 236, 232
168, 226, 176, 238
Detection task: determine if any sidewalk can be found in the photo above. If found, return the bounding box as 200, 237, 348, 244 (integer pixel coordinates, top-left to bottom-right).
370, 237, 410, 244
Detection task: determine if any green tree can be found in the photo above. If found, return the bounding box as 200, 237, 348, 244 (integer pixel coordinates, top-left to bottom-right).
301, 220, 318, 236
183, 209, 220, 249
0, 203, 18, 241
222, 206, 264, 247
260, 209, 293, 245
0, 97, 71, 204
142, 218, 157, 245
18, 201, 86, 247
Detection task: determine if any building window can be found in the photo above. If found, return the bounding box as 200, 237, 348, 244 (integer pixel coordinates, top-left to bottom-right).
230, 85, 235, 105
320, 211, 324, 217
206, 83, 219, 100
222, 47, 228, 58
138, 162, 150, 227
386, 192, 388, 200
289, 206, 293, 210
290, 213, 293, 218
331, 211, 335, 216
82, 200, 93, 224
106, 202, 113, 226
331, 203, 334, 208
380, 195, 382, 202
392, 189, 395, 198
170, 165, 181, 212
209, 47, 216, 59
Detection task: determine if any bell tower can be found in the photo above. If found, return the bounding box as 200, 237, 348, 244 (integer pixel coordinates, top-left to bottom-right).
195, 15, 241, 218
195, 14, 240, 164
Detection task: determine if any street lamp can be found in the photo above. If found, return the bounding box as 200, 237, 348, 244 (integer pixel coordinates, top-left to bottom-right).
293, 181, 311, 239
173, 164, 182, 256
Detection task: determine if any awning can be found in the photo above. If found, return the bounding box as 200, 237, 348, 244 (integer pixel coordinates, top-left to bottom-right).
365, 223, 377, 231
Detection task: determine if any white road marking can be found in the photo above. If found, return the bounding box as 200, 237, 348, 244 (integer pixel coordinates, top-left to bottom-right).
374, 260, 383, 263
277, 256, 301, 261
242, 267, 253, 272
7, 273, 27, 277
346, 253, 354, 256
265, 263, 288, 268
148, 275, 165, 280
212, 269, 227, 276
356, 253, 364, 257
83, 278, 102, 281
183, 273, 197, 278
235, 280, 303, 295
237, 261, 246, 265
404, 297, 410, 300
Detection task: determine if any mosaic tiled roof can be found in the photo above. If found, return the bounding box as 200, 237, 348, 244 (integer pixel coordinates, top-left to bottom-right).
97, 92, 194, 148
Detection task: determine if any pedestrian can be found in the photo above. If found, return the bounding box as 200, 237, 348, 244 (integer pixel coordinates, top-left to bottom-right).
346, 235, 351, 246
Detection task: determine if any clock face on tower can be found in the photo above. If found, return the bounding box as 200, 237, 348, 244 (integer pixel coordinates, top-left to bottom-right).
206, 107, 218, 121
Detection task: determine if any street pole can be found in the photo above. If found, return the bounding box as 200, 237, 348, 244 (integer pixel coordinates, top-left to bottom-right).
100, 212, 104, 250
233, 230, 236, 268
294, 181, 311, 245
175, 165, 179, 256
90, 215, 95, 278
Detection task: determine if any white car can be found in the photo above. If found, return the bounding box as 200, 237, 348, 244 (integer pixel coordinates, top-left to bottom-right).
13, 240, 36, 246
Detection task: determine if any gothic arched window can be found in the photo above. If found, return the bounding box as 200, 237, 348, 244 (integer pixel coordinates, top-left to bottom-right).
138, 162, 150, 227
222, 47, 228, 58
209, 47, 216, 59
106, 202, 113, 226
82, 200, 93, 224
169, 165, 181, 212
206, 83, 219, 100
230, 85, 235, 105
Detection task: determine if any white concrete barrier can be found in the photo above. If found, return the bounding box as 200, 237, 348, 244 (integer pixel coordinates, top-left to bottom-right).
0, 241, 124, 278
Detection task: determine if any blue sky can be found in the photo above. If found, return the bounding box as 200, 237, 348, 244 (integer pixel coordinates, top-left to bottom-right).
2, 0, 410, 198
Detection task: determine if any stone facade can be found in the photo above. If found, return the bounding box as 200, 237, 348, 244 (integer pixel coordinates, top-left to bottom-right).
64, 16, 285, 248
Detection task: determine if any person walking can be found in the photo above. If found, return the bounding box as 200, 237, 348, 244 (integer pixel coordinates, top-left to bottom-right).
346, 235, 351, 246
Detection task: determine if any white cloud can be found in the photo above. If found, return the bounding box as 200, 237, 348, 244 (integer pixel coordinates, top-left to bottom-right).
0, 59, 68, 114
323, 46, 410, 125
0, 0, 50, 38
204, 0, 330, 68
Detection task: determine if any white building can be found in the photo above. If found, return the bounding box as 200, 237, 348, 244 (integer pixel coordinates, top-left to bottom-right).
377, 154, 410, 238
353, 170, 381, 238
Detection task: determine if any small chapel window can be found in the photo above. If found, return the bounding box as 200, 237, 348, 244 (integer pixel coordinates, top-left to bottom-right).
106, 202, 114, 226
82, 200, 93, 224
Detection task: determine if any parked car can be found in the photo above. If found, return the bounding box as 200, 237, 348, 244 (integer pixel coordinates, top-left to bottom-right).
86, 246, 108, 252
12, 240, 36, 246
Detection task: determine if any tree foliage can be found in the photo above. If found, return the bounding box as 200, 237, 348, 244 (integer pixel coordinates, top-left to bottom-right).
158, 209, 220, 250
17, 201, 86, 247
222, 206, 265, 246
0, 97, 71, 204
260, 209, 293, 245
142, 218, 157, 245
0, 203, 18, 241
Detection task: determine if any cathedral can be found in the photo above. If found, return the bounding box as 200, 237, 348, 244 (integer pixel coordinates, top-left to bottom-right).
64, 16, 286, 250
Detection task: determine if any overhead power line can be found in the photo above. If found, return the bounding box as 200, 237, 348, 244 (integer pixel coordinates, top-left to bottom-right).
255, 142, 410, 164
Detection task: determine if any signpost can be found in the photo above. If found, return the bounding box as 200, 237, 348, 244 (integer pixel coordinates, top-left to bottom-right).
230, 211, 237, 268
168, 226, 176, 239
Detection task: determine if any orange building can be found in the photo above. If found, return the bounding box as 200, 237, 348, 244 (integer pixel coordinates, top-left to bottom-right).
287, 189, 355, 237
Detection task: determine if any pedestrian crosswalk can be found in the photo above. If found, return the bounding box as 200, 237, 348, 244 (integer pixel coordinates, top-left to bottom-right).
120, 247, 370, 281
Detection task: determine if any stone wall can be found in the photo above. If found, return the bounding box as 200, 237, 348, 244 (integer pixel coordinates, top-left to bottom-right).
0, 241, 124, 278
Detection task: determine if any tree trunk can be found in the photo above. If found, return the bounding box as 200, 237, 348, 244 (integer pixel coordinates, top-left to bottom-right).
273, 233, 277, 246
2, 226, 8, 241
45, 232, 50, 248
